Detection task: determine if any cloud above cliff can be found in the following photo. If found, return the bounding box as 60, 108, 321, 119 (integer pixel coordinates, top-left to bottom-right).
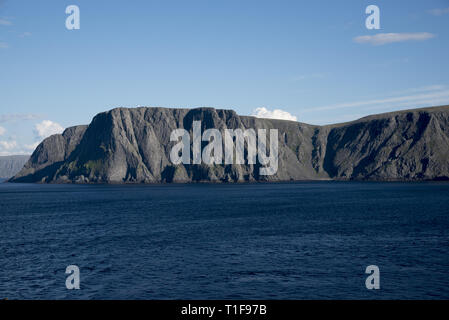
24, 142, 40, 151
353, 32, 435, 45
0, 113, 40, 123
0, 117, 61, 155
251, 107, 297, 121
0, 140, 17, 150
34, 120, 64, 139
302, 85, 449, 113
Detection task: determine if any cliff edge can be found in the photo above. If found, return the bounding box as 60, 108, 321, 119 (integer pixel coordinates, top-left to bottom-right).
10, 105, 449, 183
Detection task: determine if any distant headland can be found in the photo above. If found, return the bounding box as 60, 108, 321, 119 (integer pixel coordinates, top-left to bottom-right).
9, 105, 449, 183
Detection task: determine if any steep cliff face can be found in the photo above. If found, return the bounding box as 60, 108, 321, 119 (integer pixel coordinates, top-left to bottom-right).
10, 105, 449, 183
0, 155, 29, 178
323, 107, 449, 180
12, 125, 87, 182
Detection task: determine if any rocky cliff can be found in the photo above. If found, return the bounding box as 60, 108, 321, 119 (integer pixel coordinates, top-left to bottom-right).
0, 155, 29, 178
10, 105, 449, 183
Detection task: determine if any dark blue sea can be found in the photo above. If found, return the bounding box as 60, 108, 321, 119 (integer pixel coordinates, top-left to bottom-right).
0, 181, 448, 299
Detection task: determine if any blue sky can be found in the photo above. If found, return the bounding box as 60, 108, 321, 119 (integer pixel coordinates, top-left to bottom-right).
1, 0, 449, 155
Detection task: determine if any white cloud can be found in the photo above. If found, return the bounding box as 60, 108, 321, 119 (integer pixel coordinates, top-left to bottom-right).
0, 113, 40, 123
0, 140, 17, 150
24, 142, 40, 150
0, 150, 30, 156
386, 85, 445, 96
0, 126, 5, 136
34, 120, 64, 139
302, 85, 449, 113
24, 141, 40, 150
353, 32, 435, 45
252, 107, 297, 121
0, 18, 12, 26
0, 42, 8, 49
428, 7, 449, 16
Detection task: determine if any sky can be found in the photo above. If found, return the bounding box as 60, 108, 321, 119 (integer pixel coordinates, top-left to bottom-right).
1, 0, 449, 155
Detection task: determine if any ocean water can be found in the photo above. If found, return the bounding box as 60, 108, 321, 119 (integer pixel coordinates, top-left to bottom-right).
0, 181, 448, 300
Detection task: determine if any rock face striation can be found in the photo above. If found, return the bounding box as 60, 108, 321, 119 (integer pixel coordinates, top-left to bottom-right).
0, 155, 29, 179
10, 105, 449, 183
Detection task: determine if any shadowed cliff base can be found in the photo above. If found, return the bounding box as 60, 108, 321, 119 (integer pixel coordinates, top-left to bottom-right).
9, 105, 449, 183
